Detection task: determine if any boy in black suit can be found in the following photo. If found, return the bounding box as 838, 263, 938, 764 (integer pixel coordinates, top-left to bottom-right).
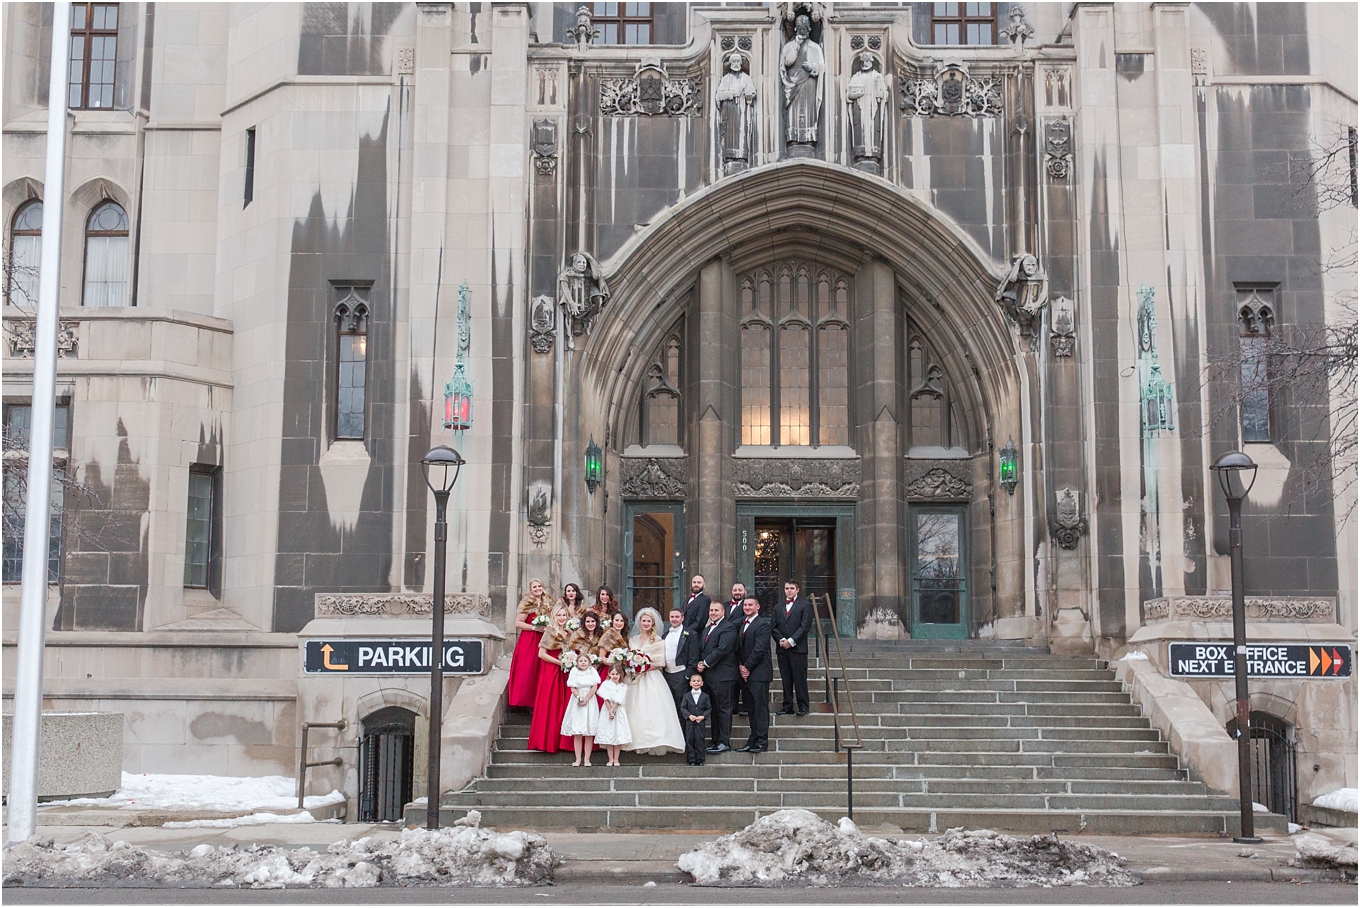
682, 673, 711, 766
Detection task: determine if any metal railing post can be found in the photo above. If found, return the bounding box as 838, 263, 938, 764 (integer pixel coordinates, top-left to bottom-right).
297, 719, 347, 809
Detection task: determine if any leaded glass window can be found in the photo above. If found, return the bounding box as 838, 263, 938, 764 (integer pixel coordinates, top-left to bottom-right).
334, 287, 370, 441
1237, 287, 1275, 443
7, 201, 43, 306
83, 201, 129, 307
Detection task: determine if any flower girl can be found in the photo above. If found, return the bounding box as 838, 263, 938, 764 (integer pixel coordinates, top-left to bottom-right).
594, 664, 632, 766
561, 650, 600, 766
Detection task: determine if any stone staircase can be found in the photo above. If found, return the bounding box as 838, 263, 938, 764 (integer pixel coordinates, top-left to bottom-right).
408, 640, 1285, 836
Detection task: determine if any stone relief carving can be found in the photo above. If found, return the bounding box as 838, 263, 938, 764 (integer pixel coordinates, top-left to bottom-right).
779, 9, 825, 155
557, 251, 610, 340
396, 47, 415, 75
849, 35, 883, 51
732, 458, 860, 499
531, 119, 558, 175
1050, 296, 1075, 357
1044, 118, 1073, 180
567, 5, 599, 49
1143, 596, 1337, 624
1052, 487, 1085, 549
995, 253, 1048, 337
715, 52, 758, 174
903, 460, 972, 499
620, 457, 688, 499
6, 319, 78, 358
1042, 68, 1070, 108
316, 592, 492, 618
1190, 47, 1209, 76
529, 295, 555, 354
998, 6, 1035, 47
527, 480, 551, 547
846, 51, 889, 174
600, 63, 703, 117
720, 35, 754, 52
900, 63, 1003, 118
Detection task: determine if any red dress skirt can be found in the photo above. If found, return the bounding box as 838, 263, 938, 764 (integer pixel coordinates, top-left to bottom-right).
526, 648, 573, 753
506, 627, 543, 708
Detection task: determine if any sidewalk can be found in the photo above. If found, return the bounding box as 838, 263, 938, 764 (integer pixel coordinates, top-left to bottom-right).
5, 810, 1355, 886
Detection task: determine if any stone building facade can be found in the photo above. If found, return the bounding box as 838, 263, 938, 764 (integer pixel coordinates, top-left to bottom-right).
2, 3, 1355, 817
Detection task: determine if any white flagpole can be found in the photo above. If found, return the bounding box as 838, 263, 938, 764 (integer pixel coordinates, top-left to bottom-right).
6, 0, 72, 847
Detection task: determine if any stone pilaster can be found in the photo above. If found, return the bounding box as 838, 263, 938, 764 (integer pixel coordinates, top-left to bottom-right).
690, 257, 737, 588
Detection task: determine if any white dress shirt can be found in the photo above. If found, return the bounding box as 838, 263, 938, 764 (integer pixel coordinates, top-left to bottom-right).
664, 626, 685, 672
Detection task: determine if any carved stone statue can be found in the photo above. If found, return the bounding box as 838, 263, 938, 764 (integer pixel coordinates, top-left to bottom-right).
995, 253, 1049, 338
999, 6, 1035, 47
567, 5, 599, 49
715, 52, 758, 174
846, 51, 888, 173
780, 14, 824, 156
557, 251, 610, 340
529, 294, 555, 354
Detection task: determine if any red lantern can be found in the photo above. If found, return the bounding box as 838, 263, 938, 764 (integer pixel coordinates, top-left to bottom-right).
443, 363, 473, 432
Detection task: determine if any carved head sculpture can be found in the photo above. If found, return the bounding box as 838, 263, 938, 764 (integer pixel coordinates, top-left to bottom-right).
727, 52, 744, 72
571, 252, 588, 274
858, 50, 876, 72
794, 14, 811, 38
1020, 253, 1039, 278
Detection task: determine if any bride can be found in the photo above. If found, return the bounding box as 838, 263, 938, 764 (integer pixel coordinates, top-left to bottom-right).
622, 607, 685, 755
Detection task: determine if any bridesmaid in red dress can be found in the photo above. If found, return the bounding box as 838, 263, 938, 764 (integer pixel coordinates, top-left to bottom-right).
527, 606, 573, 753
593, 585, 621, 622
507, 578, 552, 708
559, 583, 586, 618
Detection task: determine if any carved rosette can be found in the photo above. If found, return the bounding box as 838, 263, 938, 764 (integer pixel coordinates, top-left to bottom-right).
315, 592, 493, 618
732, 458, 860, 499
620, 457, 688, 499
903, 460, 972, 500
1142, 596, 1337, 624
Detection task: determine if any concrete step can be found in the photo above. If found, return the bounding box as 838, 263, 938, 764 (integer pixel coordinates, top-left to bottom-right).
489, 746, 1179, 769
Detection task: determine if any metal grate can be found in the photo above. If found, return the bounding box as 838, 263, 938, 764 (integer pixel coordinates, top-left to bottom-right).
358, 708, 415, 822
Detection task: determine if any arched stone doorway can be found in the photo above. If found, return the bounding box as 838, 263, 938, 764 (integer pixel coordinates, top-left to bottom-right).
533, 161, 1033, 640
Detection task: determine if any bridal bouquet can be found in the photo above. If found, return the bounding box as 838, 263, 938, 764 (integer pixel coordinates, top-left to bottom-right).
624, 649, 653, 676
565, 617, 582, 633
558, 651, 578, 672
607, 646, 630, 666
529, 614, 549, 630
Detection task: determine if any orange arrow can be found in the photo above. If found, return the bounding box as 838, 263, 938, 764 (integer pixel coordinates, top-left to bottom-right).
321, 643, 349, 671
1333, 648, 1343, 675
1310, 648, 1321, 674
1321, 648, 1333, 675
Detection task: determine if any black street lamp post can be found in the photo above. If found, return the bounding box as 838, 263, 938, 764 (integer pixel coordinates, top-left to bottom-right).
421, 445, 465, 830
1210, 450, 1260, 844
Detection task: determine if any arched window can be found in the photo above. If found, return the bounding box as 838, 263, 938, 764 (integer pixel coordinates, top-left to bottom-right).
7, 201, 43, 306
82, 201, 129, 307
906, 328, 965, 452
740, 260, 851, 448
640, 332, 682, 446
1237, 286, 1275, 443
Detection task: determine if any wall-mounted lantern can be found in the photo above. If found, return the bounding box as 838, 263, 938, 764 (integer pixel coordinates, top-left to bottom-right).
998, 436, 1019, 496
1142, 362, 1175, 436
584, 435, 603, 494
443, 362, 473, 432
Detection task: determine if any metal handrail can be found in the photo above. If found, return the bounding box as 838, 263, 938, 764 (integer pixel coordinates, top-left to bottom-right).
809, 593, 862, 820
297, 719, 347, 809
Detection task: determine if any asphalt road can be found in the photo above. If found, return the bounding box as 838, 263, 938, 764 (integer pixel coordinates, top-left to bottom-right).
4, 880, 1355, 906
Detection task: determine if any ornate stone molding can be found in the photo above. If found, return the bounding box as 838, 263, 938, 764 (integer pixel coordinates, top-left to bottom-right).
529, 295, 555, 353
903, 460, 972, 499
1052, 487, 1085, 550
600, 64, 703, 117
731, 458, 860, 499
1143, 596, 1337, 624
899, 63, 1003, 118
1050, 296, 1075, 357
315, 592, 492, 618
531, 119, 558, 176
620, 456, 688, 499
395, 47, 415, 75
6, 319, 78, 358
1044, 118, 1072, 180
527, 480, 551, 547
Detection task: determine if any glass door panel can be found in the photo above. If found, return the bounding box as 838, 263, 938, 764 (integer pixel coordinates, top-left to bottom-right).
626, 505, 682, 618
751, 517, 836, 622
910, 507, 967, 639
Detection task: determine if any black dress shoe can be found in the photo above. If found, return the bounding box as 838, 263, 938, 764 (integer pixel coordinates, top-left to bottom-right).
735, 710, 748, 716
706, 743, 730, 754
749, 746, 766, 754
777, 708, 795, 715
736, 744, 755, 752
796, 709, 808, 716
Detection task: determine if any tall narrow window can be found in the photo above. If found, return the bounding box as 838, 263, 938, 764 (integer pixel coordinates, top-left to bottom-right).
740, 276, 772, 445
335, 287, 370, 440
83, 201, 129, 307
1237, 287, 1275, 443
817, 277, 850, 446
7, 201, 43, 306
592, 2, 652, 45
907, 331, 962, 451
2, 402, 69, 584
931, 2, 996, 46
640, 332, 682, 446
243, 127, 256, 208
69, 2, 119, 109
183, 468, 216, 588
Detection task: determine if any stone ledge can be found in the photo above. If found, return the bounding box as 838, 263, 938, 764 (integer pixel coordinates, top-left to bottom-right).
1143, 596, 1336, 624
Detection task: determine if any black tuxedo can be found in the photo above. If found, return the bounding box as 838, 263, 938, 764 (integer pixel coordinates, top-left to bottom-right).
682, 591, 712, 634
737, 614, 772, 750
773, 597, 813, 713
680, 688, 711, 764
696, 617, 738, 747
725, 599, 747, 713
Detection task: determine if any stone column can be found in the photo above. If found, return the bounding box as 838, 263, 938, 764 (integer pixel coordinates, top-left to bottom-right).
853, 257, 902, 627
690, 257, 736, 588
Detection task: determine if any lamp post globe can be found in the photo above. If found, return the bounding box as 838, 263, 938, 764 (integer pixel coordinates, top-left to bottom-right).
419, 444, 464, 828
1210, 449, 1260, 843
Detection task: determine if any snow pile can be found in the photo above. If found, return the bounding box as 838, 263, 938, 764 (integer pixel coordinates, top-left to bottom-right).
1312, 788, 1359, 814
164, 812, 325, 829
1116, 651, 1149, 662
45, 773, 344, 814
3, 827, 554, 889
1291, 834, 1358, 871
676, 810, 1136, 888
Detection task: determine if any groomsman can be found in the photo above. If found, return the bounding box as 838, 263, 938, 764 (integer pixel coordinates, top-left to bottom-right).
736, 597, 772, 753
682, 574, 711, 634
727, 582, 748, 715
773, 580, 812, 716
695, 600, 738, 753
662, 607, 695, 707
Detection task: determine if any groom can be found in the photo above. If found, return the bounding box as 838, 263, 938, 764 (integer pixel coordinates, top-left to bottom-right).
695, 600, 738, 754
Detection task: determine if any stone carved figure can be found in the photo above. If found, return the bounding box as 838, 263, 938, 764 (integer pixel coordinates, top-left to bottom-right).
527, 480, 551, 547
995, 253, 1049, 337
567, 5, 599, 49
620, 457, 688, 499
1050, 296, 1075, 357
780, 14, 824, 155
530, 295, 555, 354
1053, 487, 1084, 550
557, 251, 610, 340
715, 52, 758, 174
999, 6, 1035, 47
846, 51, 889, 173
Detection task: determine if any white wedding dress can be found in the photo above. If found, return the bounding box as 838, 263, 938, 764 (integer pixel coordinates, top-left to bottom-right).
621, 635, 685, 754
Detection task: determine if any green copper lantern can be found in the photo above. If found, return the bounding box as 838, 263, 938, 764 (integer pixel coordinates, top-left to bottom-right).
584, 435, 603, 494
999, 436, 1019, 496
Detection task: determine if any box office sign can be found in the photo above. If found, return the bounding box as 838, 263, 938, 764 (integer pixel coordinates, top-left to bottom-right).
1168, 643, 1351, 679
305, 639, 484, 674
